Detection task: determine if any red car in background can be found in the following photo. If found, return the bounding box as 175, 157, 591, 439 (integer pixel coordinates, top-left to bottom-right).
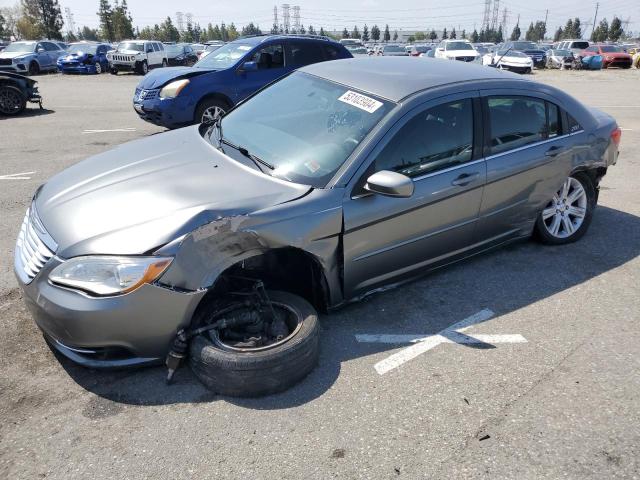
581, 44, 632, 68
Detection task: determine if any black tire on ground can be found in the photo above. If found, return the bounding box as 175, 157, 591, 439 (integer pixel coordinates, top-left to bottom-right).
194, 97, 229, 125
110, 68, 118, 75
28, 61, 39, 76
0, 85, 27, 115
534, 172, 596, 245
189, 290, 320, 397
137, 60, 148, 75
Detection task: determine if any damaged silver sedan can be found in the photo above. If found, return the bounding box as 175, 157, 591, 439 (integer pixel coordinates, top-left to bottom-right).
15, 58, 620, 396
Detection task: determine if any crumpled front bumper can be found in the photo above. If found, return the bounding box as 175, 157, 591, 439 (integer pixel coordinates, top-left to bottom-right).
16, 257, 206, 368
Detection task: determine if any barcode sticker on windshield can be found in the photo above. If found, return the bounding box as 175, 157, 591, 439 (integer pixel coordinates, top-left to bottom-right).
338, 91, 383, 113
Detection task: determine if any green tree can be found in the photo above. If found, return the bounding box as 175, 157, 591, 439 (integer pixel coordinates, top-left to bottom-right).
450, 27, 456, 39
393, 30, 398, 41
352, 25, 360, 39
79, 25, 99, 40
383, 24, 390, 41
0, 12, 5, 38
97, 0, 114, 42
429, 29, 437, 40
362, 24, 369, 41
220, 22, 228, 41
510, 22, 520, 40
609, 16, 623, 41
442, 27, 447, 39
572, 18, 581, 38
461, 29, 466, 39
592, 18, 608, 42
496, 26, 504, 43
470, 29, 479, 42
370, 24, 380, 41
553, 26, 563, 41
227, 23, 239, 40
160, 16, 179, 42
525, 22, 535, 41
241, 22, 262, 36
64, 30, 77, 42
299, 24, 306, 34
112, 0, 134, 41
308, 25, 316, 35
21, 0, 64, 39
342, 27, 349, 38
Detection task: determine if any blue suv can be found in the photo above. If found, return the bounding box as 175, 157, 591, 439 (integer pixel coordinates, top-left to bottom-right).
132, 35, 352, 129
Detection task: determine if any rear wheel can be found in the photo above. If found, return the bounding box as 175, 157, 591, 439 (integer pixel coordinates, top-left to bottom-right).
0, 85, 27, 115
137, 60, 148, 75
534, 173, 596, 245
189, 290, 320, 397
110, 67, 118, 75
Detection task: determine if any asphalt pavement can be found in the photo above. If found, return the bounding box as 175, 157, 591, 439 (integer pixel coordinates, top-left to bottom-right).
0, 68, 639, 479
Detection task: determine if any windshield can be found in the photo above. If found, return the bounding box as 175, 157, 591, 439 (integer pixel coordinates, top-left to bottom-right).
118, 41, 144, 52
384, 45, 404, 52
511, 41, 537, 50
445, 42, 473, 51
67, 44, 98, 55
165, 45, 184, 55
4, 42, 35, 53
571, 41, 589, 49
599, 45, 621, 53
552, 49, 572, 56
195, 43, 252, 69
210, 72, 393, 187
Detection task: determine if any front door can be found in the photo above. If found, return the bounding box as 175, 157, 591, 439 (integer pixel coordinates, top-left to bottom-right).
234, 43, 286, 103
343, 95, 486, 297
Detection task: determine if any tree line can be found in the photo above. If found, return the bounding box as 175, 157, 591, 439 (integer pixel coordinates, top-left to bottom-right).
0, 2, 631, 45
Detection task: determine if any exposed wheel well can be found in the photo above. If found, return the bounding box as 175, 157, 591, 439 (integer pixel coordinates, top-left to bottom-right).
195, 94, 233, 114
192, 248, 330, 322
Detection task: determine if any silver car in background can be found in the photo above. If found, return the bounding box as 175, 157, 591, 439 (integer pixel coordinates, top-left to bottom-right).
14, 58, 621, 396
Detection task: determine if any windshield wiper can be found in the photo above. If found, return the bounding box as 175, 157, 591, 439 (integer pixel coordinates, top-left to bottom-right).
208, 119, 275, 171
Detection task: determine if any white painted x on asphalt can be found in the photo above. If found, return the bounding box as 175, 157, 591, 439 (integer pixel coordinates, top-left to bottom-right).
356, 309, 527, 375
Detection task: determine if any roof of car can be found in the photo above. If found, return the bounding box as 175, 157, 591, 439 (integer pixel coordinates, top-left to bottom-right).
300, 57, 525, 102
233, 34, 340, 46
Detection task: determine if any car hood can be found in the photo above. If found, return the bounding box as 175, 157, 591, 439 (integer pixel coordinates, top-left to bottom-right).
137, 66, 212, 89
59, 52, 91, 62
0, 51, 32, 59
35, 126, 311, 258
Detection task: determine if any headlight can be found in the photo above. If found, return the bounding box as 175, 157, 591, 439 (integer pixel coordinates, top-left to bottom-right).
159, 79, 190, 99
49, 256, 172, 296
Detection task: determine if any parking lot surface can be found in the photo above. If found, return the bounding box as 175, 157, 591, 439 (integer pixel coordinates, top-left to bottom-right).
1, 69, 639, 479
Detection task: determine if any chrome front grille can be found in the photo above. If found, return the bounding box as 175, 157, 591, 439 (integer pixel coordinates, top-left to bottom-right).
135, 88, 159, 101
111, 54, 135, 62
14, 207, 57, 284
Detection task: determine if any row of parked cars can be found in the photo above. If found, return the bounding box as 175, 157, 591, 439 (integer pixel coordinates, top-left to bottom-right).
0, 39, 227, 76
343, 38, 640, 73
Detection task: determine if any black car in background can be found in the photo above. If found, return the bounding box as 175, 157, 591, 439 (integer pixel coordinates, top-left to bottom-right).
165, 43, 198, 66
0, 72, 42, 115
503, 41, 547, 68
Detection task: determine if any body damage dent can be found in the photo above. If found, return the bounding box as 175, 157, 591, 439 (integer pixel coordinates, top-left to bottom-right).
159, 206, 344, 306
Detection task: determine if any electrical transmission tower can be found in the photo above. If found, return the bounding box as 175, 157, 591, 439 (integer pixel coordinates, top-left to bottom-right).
482, 0, 492, 30
292, 5, 301, 32
273, 6, 279, 29
64, 7, 75, 35
176, 12, 184, 32
281, 4, 290, 32
491, 0, 500, 31
500, 7, 508, 33
185, 12, 193, 27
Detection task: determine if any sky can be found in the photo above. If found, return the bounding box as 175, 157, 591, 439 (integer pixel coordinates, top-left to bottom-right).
1, 0, 638, 37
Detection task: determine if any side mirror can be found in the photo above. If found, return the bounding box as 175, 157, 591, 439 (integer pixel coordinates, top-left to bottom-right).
239, 61, 258, 72
364, 170, 414, 198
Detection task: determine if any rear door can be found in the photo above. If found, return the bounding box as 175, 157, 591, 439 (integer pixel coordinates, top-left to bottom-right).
475, 91, 577, 243
342, 94, 486, 296
234, 42, 286, 102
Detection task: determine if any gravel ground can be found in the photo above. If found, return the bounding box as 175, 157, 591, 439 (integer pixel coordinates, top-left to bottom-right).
0, 67, 639, 479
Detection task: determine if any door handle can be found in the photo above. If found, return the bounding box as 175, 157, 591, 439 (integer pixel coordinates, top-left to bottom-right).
545, 146, 566, 157
451, 172, 480, 186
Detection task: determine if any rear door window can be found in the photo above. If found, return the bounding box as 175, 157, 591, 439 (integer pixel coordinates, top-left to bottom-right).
487, 96, 547, 155
288, 41, 325, 67
250, 43, 285, 69
323, 44, 341, 60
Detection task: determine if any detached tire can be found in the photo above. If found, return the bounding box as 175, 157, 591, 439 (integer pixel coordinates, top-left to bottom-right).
189, 290, 320, 397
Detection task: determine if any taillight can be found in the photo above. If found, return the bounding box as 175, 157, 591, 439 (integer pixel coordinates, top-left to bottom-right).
611, 127, 622, 147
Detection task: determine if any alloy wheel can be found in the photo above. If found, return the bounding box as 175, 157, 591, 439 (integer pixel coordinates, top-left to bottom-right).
542, 177, 587, 239
201, 105, 225, 124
